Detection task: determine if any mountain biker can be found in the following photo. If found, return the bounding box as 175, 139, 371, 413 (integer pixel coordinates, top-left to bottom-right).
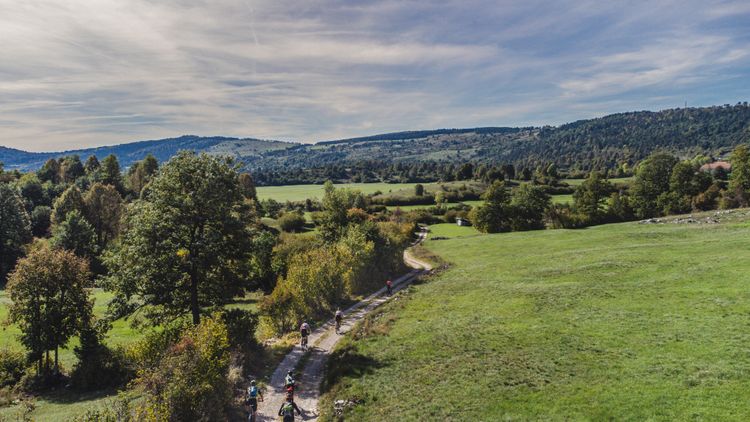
386, 279, 393, 296
300, 321, 310, 348
246, 380, 263, 417
334, 308, 343, 333
285, 370, 295, 389
278, 396, 302, 422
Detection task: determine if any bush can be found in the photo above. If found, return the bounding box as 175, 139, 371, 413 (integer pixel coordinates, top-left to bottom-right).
219, 309, 259, 350
0, 349, 26, 388
135, 315, 231, 421
278, 212, 306, 232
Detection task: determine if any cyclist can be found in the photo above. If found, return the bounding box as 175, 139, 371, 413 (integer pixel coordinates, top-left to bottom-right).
300, 321, 310, 349
334, 308, 343, 334
386, 279, 393, 296
278, 396, 302, 422
285, 370, 295, 390
246, 379, 263, 420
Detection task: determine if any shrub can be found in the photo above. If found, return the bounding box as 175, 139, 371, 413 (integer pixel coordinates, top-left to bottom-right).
278, 212, 306, 232
219, 309, 259, 350
0, 349, 26, 388
135, 315, 231, 421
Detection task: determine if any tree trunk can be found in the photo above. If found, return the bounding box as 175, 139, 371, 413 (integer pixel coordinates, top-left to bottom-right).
190, 270, 200, 325
54, 347, 58, 374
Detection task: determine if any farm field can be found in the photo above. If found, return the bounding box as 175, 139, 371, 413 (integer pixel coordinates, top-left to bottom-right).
320, 210, 750, 420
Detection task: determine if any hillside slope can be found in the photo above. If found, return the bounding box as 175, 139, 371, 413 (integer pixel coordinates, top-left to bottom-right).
2, 104, 749, 172
0, 135, 293, 170
319, 212, 750, 420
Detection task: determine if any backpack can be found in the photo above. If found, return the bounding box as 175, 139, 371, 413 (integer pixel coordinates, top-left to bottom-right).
282, 402, 294, 416
248, 386, 258, 398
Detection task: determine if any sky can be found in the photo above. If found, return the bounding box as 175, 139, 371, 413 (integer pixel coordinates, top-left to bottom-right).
1, 0, 749, 152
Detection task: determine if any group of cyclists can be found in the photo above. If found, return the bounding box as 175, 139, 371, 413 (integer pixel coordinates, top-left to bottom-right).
245, 278, 394, 421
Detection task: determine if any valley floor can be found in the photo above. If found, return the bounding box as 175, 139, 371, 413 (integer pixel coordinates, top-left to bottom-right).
319, 210, 750, 420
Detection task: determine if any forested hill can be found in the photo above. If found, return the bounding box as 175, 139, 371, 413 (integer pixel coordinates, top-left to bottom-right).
0, 135, 293, 170
2, 104, 749, 173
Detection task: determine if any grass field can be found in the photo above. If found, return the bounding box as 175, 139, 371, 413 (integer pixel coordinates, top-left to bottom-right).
257, 181, 487, 203
0, 289, 269, 421
562, 176, 633, 186
256, 182, 429, 202
321, 210, 750, 420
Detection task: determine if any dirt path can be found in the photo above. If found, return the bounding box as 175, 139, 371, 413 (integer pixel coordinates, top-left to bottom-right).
253, 228, 432, 421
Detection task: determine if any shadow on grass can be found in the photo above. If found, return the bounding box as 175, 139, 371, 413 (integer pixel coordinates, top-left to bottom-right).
320, 344, 386, 395
33, 386, 120, 405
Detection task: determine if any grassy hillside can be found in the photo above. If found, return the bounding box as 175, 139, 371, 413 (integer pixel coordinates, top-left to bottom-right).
321, 211, 750, 420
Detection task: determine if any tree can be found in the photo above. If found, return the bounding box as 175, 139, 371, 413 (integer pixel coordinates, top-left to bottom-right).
238, 173, 257, 201
0, 184, 32, 283
414, 183, 425, 196
434, 191, 446, 208
573, 172, 612, 222
629, 153, 679, 218
83, 183, 123, 249
16, 173, 48, 212
50, 210, 97, 259
84, 155, 100, 175
661, 161, 711, 214
99, 154, 124, 193
319, 181, 365, 242
60, 155, 85, 183
30, 206, 52, 237
38, 159, 61, 184
727, 145, 750, 207
104, 152, 253, 325
126, 155, 159, 197
455, 163, 474, 181
510, 184, 550, 231
501, 164, 516, 180
7, 244, 92, 374
469, 181, 512, 233
51, 185, 85, 225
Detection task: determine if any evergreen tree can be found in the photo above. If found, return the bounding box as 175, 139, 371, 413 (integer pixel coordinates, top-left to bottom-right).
99, 154, 124, 193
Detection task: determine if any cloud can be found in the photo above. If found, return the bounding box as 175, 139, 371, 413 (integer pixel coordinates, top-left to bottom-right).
0, 0, 748, 151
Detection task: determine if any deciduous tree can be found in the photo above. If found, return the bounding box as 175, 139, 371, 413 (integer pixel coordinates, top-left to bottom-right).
104, 152, 253, 325
7, 244, 92, 374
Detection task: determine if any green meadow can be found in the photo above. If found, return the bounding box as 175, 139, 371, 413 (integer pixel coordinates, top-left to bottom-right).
321, 211, 750, 420
256, 182, 429, 202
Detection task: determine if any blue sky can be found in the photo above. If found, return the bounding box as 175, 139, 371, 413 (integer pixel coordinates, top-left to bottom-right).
1, 0, 749, 151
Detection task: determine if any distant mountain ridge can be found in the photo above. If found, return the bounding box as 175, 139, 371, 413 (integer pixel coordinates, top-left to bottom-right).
2, 104, 749, 173
0, 135, 294, 170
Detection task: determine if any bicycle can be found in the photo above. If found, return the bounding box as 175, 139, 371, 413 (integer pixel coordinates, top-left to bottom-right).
335, 319, 341, 334
300, 335, 308, 350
